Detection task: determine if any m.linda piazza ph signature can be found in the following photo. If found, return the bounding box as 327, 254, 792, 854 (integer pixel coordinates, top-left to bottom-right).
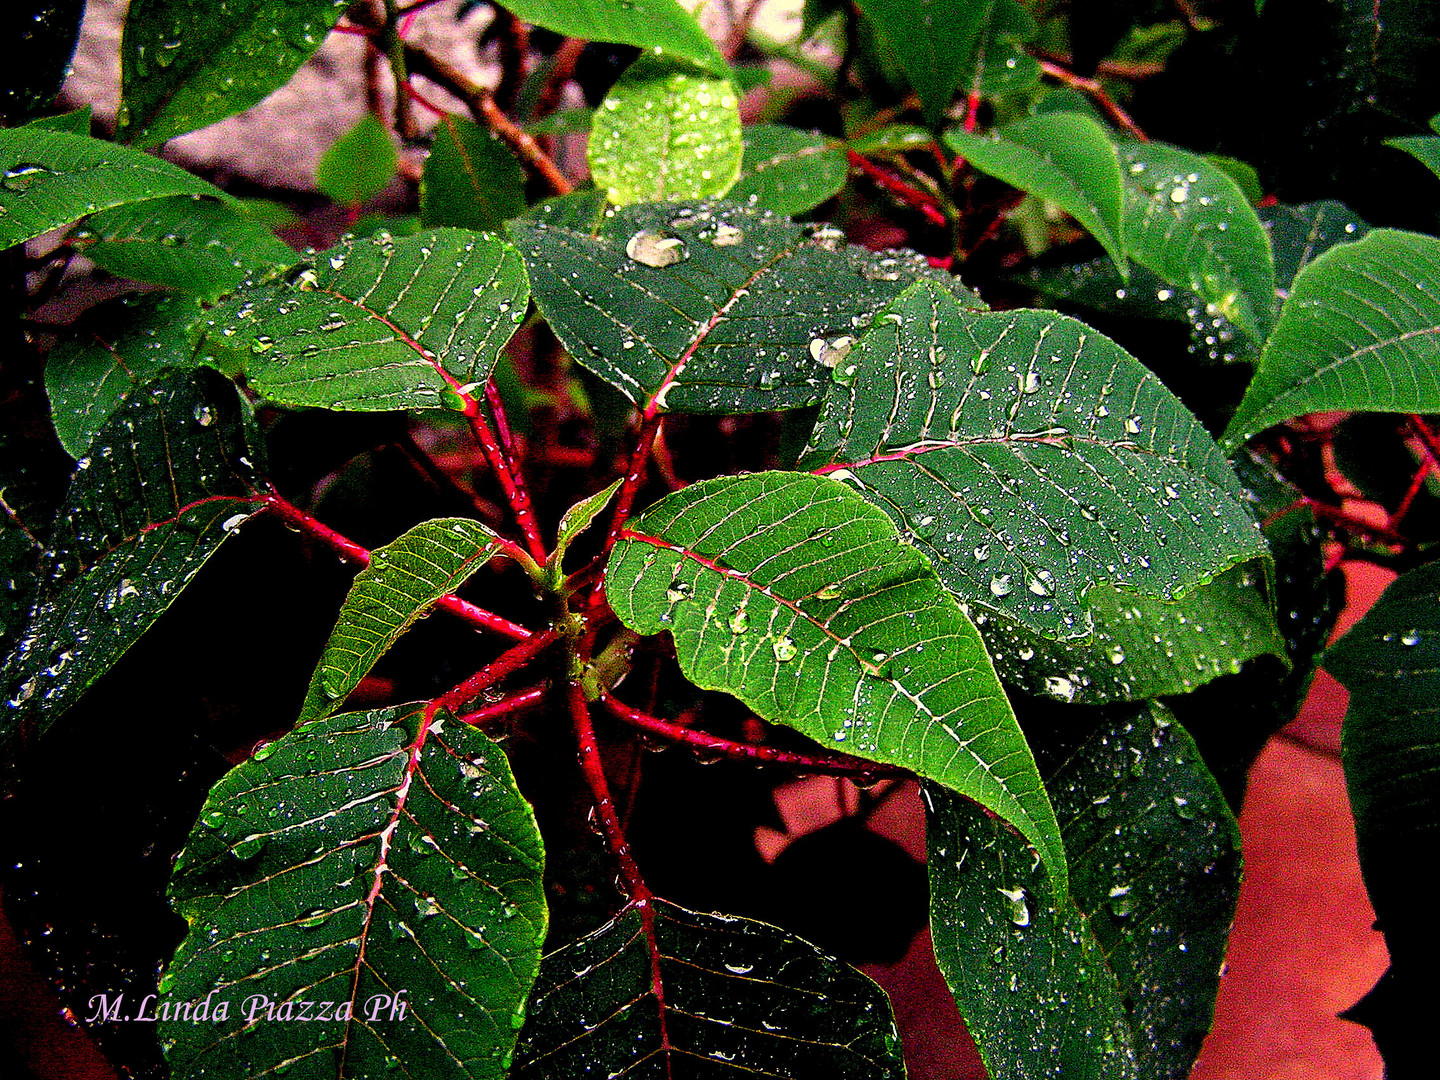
86, 989, 412, 1024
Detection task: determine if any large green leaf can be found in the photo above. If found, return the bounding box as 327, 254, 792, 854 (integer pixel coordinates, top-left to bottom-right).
509, 199, 981, 414
161, 705, 546, 1079
298, 518, 511, 724
799, 282, 1267, 640
514, 897, 903, 1078
1, 369, 266, 742
421, 115, 526, 234
0, 128, 228, 251
1117, 140, 1274, 343
500, 0, 727, 76
927, 701, 1242, 1080
75, 195, 294, 298
117, 0, 350, 148
728, 124, 847, 216
1223, 229, 1440, 447
607, 470, 1066, 896
587, 54, 742, 207
946, 113, 1127, 275
197, 228, 529, 411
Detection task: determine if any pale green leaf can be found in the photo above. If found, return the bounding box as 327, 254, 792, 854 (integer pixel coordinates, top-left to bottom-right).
549, 479, 623, 580
607, 470, 1066, 897
729, 124, 847, 215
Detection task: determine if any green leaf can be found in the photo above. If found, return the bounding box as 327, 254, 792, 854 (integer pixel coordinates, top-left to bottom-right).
1223, 229, 1440, 447
799, 282, 1268, 640
607, 470, 1067, 896
501, 0, 727, 75
587, 55, 742, 207
1387, 132, 1440, 180
198, 228, 530, 411
1117, 140, 1275, 342
44, 294, 202, 458
1327, 561, 1440, 964
514, 897, 904, 1078
421, 114, 526, 234
0, 128, 228, 251
847, 124, 934, 154
946, 113, 1127, 276
729, 124, 847, 216
1, 369, 265, 742
509, 199, 981, 414
20, 104, 92, 135
927, 701, 1242, 1080
75, 195, 294, 297
316, 112, 398, 206
549, 479, 622, 581
162, 705, 546, 1080
117, 0, 351, 148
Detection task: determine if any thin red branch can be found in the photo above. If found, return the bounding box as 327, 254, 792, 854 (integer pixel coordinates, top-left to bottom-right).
434, 595, 531, 641
1036, 59, 1149, 142
1261, 495, 1406, 545
434, 629, 561, 715
846, 150, 947, 226
463, 403, 548, 564
601, 694, 908, 779
598, 412, 663, 558
455, 684, 546, 727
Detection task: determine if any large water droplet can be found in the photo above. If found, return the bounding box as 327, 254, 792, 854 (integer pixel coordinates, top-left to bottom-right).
626, 229, 687, 267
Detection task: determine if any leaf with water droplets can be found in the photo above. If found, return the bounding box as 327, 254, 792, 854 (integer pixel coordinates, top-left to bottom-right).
117, 0, 351, 148
298, 518, 512, 724
1118, 140, 1275, 343
588, 54, 743, 206
729, 124, 847, 215
198, 228, 529, 411
0, 128, 229, 251
513, 897, 903, 1078
548, 480, 623, 583
946, 112, 1127, 275
607, 470, 1066, 896
1223, 229, 1440, 447
162, 705, 545, 1080
800, 281, 1267, 641
926, 700, 1242, 1080
501, 0, 727, 76
1, 369, 265, 743
509, 199, 981, 414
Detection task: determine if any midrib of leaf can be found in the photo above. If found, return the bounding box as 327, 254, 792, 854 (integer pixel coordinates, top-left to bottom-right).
1255, 323, 1440, 419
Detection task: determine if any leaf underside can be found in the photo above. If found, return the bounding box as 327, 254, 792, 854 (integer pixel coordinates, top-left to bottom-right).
607, 470, 1066, 896
161, 705, 546, 1080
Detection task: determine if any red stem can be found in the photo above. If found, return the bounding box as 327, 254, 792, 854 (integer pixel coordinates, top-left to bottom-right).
1262, 495, 1405, 545
434, 629, 561, 715
598, 412, 663, 558
846, 150, 947, 226
601, 694, 907, 779
455, 684, 545, 727
463, 402, 548, 564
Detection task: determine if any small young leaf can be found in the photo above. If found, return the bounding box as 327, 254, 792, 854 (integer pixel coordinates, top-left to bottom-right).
800, 282, 1268, 640
587, 54, 743, 206
316, 112, 399, 207
198, 228, 529, 411
514, 898, 904, 1079
75, 195, 294, 297
926, 702, 1242, 1080
162, 705, 546, 1080
607, 470, 1066, 897
945, 112, 1127, 276
0, 128, 229, 251
298, 518, 512, 723
1118, 140, 1275, 342
549, 479, 623, 580
729, 124, 847, 215
1223, 229, 1440, 446
117, 0, 351, 148
421, 114, 526, 233
509, 199, 981, 415
1, 369, 266, 742
500, 0, 727, 76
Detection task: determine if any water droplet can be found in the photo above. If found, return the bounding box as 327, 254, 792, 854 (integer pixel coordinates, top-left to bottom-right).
815, 583, 844, 601
1400, 630, 1421, 646
727, 608, 749, 633
1124, 416, 1143, 435
232, 834, 265, 859
989, 574, 1013, 597
998, 886, 1030, 927
2, 163, 51, 193
1021, 371, 1042, 394
202, 809, 226, 829
626, 229, 687, 267
666, 580, 692, 603
772, 636, 798, 662
193, 404, 215, 427
711, 223, 743, 246
1107, 885, 1135, 917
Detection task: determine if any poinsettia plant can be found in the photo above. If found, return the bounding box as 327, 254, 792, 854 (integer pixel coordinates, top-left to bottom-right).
2, 0, 1438, 1078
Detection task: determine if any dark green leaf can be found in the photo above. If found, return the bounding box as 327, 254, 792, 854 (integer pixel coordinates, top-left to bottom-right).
946, 113, 1127, 275
509, 199, 981, 414
514, 897, 904, 1078
729, 124, 847, 215
587, 55, 743, 206
927, 701, 1242, 1080
44, 294, 202, 458
1223, 229, 1440, 447
162, 705, 546, 1079
75, 195, 294, 297
316, 113, 399, 207
1265, 200, 1372, 291
1117, 140, 1275, 343
20, 104, 92, 135
0, 129, 228, 251
799, 282, 1267, 640
421, 115, 526, 233
1387, 132, 1440, 180
0, 1, 85, 121
608, 470, 1066, 896
298, 518, 510, 724
847, 124, 933, 154
198, 228, 529, 411
117, 0, 351, 148
500, 0, 728, 76
1, 369, 266, 742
